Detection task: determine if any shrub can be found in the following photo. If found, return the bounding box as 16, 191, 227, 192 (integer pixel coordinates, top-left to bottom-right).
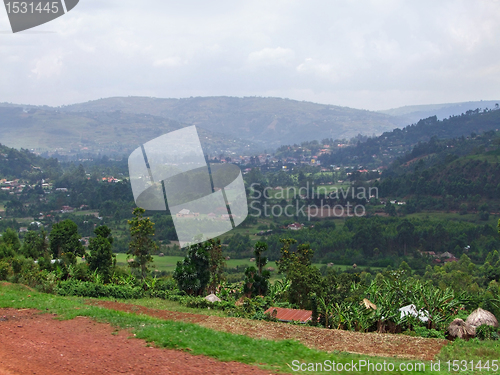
413, 326, 446, 339
0, 260, 11, 280
56, 279, 143, 299
476, 324, 499, 340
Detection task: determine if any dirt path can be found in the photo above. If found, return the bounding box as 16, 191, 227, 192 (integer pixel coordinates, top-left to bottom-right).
0, 308, 278, 375
90, 301, 447, 361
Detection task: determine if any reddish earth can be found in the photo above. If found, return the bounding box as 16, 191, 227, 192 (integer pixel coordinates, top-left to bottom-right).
0, 309, 278, 375
90, 300, 447, 361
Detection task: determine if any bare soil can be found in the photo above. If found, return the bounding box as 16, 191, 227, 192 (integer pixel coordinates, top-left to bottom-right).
90, 300, 447, 361
0, 308, 278, 375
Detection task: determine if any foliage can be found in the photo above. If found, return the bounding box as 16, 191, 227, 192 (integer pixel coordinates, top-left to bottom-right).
49, 219, 84, 265
476, 324, 500, 341
56, 279, 143, 299
20, 230, 49, 259
127, 207, 157, 280
173, 241, 210, 296
243, 241, 270, 297
87, 225, 116, 282
206, 238, 226, 294
2, 228, 21, 253
276, 238, 322, 309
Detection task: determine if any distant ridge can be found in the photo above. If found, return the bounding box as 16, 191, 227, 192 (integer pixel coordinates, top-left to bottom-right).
58, 96, 402, 148
379, 100, 500, 124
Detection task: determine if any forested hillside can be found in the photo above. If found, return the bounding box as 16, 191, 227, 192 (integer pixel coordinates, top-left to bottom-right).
0, 143, 61, 180
319, 108, 500, 168
0, 106, 259, 157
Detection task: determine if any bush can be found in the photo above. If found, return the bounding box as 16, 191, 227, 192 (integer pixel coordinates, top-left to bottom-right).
0, 260, 11, 280
56, 279, 143, 299
476, 324, 499, 340
413, 326, 446, 339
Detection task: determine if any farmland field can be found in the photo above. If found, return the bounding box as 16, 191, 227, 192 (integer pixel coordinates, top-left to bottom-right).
114, 253, 380, 275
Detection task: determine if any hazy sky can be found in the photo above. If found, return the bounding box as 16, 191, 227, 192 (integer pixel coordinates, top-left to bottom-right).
1, 0, 500, 110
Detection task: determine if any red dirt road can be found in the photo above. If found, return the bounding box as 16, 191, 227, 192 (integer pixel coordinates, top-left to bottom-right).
0, 309, 278, 375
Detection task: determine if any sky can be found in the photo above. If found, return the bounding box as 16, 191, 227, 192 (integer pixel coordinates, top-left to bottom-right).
1, 0, 500, 111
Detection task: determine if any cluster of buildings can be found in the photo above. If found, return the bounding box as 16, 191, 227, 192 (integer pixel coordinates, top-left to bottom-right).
0, 179, 26, 194
419, 250, 460, 263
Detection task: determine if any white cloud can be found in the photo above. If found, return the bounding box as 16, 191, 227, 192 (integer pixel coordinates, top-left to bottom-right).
153, 56, 184, 67
30, 53, 64, 79
247, 47, 295, 66
0, 0, 500, 109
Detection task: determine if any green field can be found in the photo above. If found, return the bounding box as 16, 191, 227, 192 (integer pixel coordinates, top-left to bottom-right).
114, 253, 375, 276
406, 211, 500, 227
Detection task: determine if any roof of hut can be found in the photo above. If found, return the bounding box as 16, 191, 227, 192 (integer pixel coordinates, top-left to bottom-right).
448, 318, 476, 340
205, 293, 222, 303
466, 308, 499, 328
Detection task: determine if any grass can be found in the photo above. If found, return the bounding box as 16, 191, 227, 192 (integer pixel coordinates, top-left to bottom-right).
114, 253, 366, 276
406, 211, 500, 227
2, 282, 492, 374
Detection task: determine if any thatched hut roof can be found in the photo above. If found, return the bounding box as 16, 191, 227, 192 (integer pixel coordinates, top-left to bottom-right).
448, 318, 475, 340
466, 308, 498, 328
205, 293, 221, 303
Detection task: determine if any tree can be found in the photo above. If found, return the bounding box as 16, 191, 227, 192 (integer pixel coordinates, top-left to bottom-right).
49, 219, 84, 265
384, 202, 396, 217
244, 241, 271, 297
276, 238, 322, 309
207, 238, 226, 294
127, 207, 157, 280
397, 219, 415, 256
0, 228, 19, 259
173, 241, 210, 296
2, 228, 21, 253
21, 230, 48, 259
87, 225, 115, 282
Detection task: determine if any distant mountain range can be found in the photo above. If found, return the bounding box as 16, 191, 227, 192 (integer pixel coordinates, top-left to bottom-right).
0, 105, 259, 157
0, 96, 498, 155
59, 96, 402, 148
379, 100, 500, 125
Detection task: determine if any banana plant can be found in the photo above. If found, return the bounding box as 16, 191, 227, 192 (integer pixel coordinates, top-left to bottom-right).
317, 296, 334, 328
269, 279, 290, 302
144, 275, 158, 290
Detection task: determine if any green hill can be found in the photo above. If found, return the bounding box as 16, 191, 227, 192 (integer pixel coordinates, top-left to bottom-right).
319, 109, 500, 168
0, 106, 259, 156
379, 100, 500, 124
0, 143, 61, 180
59, 96, 402, 148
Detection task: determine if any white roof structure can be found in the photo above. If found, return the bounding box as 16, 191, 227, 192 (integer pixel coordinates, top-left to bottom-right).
205, 293, 221, 302
399, 304, 429, 323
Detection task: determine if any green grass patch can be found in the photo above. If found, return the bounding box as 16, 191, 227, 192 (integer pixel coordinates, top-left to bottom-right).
406, 211, 500, 227
114, 253, 378, 279
437, 338, 500, 363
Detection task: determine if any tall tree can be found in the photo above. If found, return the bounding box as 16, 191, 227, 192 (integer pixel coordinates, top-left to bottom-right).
277, 238, 321, 309
21, 230, 49, 259
127, 207, 157, 280
49, 220, 84, 265
173, 241, 210, 296
207, 238, 226, 294
87, 225, 115, 282
244, 241, 271, 297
